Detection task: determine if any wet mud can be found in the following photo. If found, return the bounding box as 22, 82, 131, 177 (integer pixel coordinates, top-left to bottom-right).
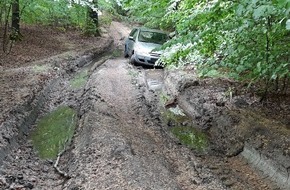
0, 21, 289, 190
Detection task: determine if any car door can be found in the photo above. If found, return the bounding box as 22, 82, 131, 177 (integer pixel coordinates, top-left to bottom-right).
127, 28, 138, 56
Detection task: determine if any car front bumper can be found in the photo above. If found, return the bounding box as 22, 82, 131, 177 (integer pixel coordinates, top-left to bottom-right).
134, 53, 160, 66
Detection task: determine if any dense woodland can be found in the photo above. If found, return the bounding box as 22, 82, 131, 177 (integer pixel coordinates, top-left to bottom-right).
1, 0, 290, 96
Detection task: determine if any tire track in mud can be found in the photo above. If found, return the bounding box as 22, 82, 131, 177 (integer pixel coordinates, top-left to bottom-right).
0, 40, 114, 190
62, 59, 226, 189
0, 21, 131, 190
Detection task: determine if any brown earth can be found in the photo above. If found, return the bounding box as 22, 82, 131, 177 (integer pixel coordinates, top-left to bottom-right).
163, 70, 290, 189
0, 21, 289, 190
0, 25, 103, 68
0, 24, 111, 123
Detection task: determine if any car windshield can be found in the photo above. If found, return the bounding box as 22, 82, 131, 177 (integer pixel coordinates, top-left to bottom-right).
138, 31, 168, 44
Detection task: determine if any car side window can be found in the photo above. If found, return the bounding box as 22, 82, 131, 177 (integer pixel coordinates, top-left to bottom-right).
132, 30, 138, 40
129, 28, 137, 37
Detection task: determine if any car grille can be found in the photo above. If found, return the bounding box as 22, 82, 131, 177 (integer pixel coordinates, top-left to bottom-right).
149, 52, 161, 57
150, 58, 158, 63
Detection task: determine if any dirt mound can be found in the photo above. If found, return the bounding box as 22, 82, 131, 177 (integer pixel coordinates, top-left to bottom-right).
163, 69, 290, 189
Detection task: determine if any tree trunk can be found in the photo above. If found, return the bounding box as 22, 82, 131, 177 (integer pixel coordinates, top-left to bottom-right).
11, 0, 20, 40
88, 0, 100, 36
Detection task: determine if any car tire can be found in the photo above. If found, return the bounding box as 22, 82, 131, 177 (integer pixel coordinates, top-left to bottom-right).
130, 54, 136, 65
124, 46, 129, 58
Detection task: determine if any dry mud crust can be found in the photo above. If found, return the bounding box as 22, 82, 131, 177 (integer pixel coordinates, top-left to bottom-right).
0, 37, 113, 166
163, 69, 290, 189
60, 60, 226, 190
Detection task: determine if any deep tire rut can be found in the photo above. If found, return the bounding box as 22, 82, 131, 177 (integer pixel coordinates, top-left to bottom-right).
60, 59, 226, 189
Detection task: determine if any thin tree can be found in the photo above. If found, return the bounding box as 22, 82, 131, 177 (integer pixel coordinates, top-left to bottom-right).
88, 0, 100, 36
11, 0, 21, 40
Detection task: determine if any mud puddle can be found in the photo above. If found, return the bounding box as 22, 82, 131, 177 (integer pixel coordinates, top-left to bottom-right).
162, 106, 208, 151
143, 69, 164, 91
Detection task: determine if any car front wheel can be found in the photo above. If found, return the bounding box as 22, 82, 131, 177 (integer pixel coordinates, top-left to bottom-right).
130, 54, 136, 65
124, 46, 129, 58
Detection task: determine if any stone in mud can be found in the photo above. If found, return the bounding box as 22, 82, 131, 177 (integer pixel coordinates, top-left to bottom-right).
223, 179, 235, 187
25, 182, 34, 189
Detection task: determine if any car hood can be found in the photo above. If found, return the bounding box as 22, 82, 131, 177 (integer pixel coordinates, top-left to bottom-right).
136, 42, 162, 53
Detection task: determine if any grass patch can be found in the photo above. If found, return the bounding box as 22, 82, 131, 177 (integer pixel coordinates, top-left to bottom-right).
127, 70, 139, 78
31, 106, 77, 159
32, 65, 51, 72
99, 13, 113, 26
171, 126, 208, 151
111, 49, 123, 58
70, 69, 88, 89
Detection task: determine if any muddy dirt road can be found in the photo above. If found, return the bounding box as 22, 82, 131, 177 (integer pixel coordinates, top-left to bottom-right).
0, 21, 286, 189
60, 59, 225, 189
0, 56, 277, 189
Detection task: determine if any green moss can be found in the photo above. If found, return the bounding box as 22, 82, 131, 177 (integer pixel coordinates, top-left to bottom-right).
171, 126, 208, 151
31, 106, 77, 159
111, 49, 123, 58
161, 109, 208, 151
161, 109, 188, 124
159, 93, 170, 106
70, 69, 88, 89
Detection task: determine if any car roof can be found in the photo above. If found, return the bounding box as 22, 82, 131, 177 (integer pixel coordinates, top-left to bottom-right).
136, 27, 167, 34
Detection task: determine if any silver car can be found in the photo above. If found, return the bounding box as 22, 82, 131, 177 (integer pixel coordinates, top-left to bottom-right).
124, 27, 169, 66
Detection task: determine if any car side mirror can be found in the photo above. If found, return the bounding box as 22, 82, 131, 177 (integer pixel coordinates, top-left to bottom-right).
129, 36, 135, 41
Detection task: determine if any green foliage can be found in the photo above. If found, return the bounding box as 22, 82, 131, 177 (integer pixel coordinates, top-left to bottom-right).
99, 0, 126, 16
99, 12, 113, 26
21, 0, 71, 26
122, 0, 171, 29
1, 0, 117, 30
83, 17, 99, 36
20, 0, 91, 30
1, 0, 289, 92
31, 106, 77, 159
124, 0, 290, 93
217, 0, 290, 83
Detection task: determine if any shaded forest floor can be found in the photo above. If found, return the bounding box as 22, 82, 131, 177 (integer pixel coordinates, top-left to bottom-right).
0, 25, 102, 68
0, 24, 111, 124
